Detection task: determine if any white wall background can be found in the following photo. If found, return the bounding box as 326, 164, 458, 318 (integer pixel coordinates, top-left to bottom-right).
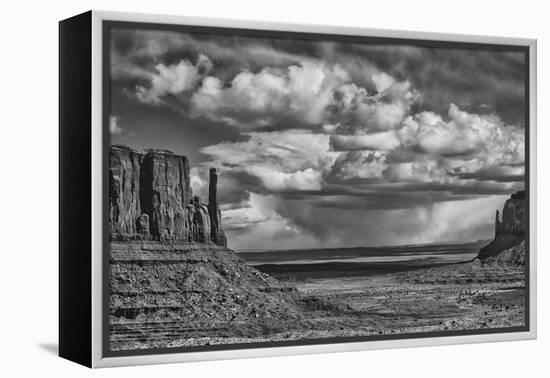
0, 0, 546, 376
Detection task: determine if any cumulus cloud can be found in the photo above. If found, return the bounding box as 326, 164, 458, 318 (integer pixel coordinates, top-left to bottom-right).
200, 129, 339, 192
328, 75, 420, 135
372, 72, 395, 92
189, 166, 207, 197
329, 151, 386, 181
136, 54, 212, 104
195, 104, 524, 212
127, 46, 418, 134
398, 104, 524, 163
328, 104, 524, 189
222, 192, 277, 230
355, 101, 410, 131
109, 115, 123, 134
191, 61, 350, 127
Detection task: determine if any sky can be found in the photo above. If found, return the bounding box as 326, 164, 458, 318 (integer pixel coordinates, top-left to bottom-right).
109, 26, 526, 251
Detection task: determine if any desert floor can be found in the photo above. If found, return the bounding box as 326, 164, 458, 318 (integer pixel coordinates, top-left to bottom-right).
143, 260, 526, 349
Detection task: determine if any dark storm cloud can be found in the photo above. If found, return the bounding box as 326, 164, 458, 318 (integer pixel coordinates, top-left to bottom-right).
111, 29, 525, 134
449, 167, 525, 183
216, 170, 264, 204
111, 29, 526, 126
109, 27, 527, 249
110, 29, 312, 84
273, 178, 523, 210
263, 194, 503, 248
324, 43, 526, 126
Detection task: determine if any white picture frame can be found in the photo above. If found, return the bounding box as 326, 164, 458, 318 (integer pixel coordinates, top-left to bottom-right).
59, 10, 537, 368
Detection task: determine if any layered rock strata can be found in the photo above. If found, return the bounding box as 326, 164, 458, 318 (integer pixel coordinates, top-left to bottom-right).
109, 242, 305, 351
109, 145, 226, 246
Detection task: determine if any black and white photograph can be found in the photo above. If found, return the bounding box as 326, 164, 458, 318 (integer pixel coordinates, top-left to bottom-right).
106, 22, 529, 354
4, 0, 550, 375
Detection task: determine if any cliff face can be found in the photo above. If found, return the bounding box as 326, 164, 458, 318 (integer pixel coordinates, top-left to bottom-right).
109, 146, 144, 237
109, 145, 226, 246
478, 190, 525, 261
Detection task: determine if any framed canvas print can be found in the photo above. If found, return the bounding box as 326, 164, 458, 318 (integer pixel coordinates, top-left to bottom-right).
59, 10, 537, 368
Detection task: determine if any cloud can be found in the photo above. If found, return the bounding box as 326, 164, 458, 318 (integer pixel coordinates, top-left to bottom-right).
381, 158, 444, 183
332, 44, 526, 126
191, 61, 350, 127
328, 76, 420, 135
136, 55, 212, 104
372, 72, 395, 92
327, 104, 524, 189
449, 165, 525, 183
110, 29, 310, 81
109, 28, 527, 249
355, 101, 410, 132
246, 166, 322, 191
189, 166, 207, 197
222, 192, 275, 230
127, 46, 418, 134
200, 129, 339, 192
112, 28, 526, 126
330, 131, 401, 151
264, 193, 507, 248
222, 192, 324, 250
196, 104, 524, 215
398, 104, 524, 163
329, 151, 386, 181
109, 115, 123, 134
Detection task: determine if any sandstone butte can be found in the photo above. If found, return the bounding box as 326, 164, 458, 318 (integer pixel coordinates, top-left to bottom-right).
478, 190, 526, 264
109, 144, 226, 246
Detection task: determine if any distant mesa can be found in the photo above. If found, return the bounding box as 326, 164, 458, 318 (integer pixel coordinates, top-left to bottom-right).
109, 145, 227, 246
478, 190, 525, 262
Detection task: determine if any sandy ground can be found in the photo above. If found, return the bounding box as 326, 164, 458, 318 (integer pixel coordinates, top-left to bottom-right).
292, 260, 525, 336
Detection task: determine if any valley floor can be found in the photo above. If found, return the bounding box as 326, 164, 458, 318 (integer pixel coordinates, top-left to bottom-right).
110, 259, 526, 350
